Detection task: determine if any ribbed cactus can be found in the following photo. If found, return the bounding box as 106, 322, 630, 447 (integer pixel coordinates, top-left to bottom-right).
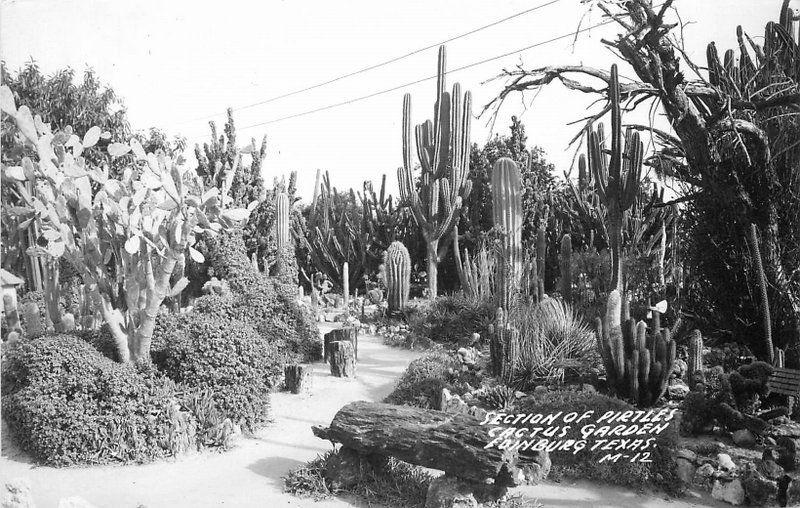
491, 307, 520, 383
3, 293, 21, 341
688, 330, 704, 388
560, 234, 572, 303
536, 225, 546, 286
595, 290, 675, 406
491, 158, 522, 311
749, 222, 774, 363
384, 241, 410, 315
342, 262, 350, 309
275, 191, 290, 275
775, 347, 786, 368
398, 45, 472, 300
585, 65, 643, 291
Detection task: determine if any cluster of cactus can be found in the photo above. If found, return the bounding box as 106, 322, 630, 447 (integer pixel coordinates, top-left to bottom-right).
384, 241, 410, 315
595, 290, 676, 406
477, 385, 518, 411
491, 158, 523, 311
301, 170, 368, 291
398, 45, 472, 299
456, 244, 495, 300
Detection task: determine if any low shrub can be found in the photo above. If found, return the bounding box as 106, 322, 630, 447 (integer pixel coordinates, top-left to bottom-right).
284, 449, 432, 508
384, 350, 482, 409
1, 334, 196, 466
154, 313, 275, 432
407, 294, 495, 343
73, 325, 119, 361
513, 389, 682, 495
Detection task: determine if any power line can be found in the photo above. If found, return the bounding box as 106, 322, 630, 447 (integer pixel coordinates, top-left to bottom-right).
209, 17, 616, 135
172, 0, 562, 127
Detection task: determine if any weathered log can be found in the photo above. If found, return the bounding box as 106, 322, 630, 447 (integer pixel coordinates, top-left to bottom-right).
329, 341, 356, 378
324, 327, 358, 361
312, 401, 522, 487
284, 364, 313, 394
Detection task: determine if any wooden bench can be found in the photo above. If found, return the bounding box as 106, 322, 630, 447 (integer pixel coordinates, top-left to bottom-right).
767, 367, 800, 413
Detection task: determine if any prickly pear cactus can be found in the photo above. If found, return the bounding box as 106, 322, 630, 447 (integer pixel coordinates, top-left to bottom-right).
384, 241, 410, 315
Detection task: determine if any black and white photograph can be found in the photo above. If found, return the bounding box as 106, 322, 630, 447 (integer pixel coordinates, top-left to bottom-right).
1, 0, 799, 506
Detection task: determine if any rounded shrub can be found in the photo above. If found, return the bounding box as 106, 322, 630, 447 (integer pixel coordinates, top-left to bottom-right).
1, 334, 196, 466
154, 313, 277, 432
384, 350, 469, 409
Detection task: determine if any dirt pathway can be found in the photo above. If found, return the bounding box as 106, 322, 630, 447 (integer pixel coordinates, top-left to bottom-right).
1, 328, 726, 507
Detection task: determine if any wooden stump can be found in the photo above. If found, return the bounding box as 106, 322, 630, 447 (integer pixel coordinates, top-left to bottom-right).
329, 341, 356, 378
312, 401, 521, 487
324, 327, 358, 361
284, 364, 313, 394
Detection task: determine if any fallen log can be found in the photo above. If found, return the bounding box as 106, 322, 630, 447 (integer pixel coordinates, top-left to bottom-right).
312, 401, 521, 487
324, 327, 358, 361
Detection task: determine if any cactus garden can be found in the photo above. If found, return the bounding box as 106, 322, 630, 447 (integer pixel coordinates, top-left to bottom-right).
2, 0, 800, 507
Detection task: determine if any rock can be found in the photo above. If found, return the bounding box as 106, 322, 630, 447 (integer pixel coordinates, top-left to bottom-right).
711, 479, 745, 505
764, 448, 782, 463
694, 463, 717, 486
786, 475, 800, 507
2, 478, 35, 508
671, 358, 688, 380
57, 498, 96, 508
533, 385, 548, 395
756, 458, 785, 480
467, 405, 488, 422
424, 476, 479, 508
676, 458, 696, 485
732, 429, 756, 448
777, 436, 799, 471
440, 388, 469, 415
718, 453, 737, 471
741, 463, 778, 506
667, 381, 690, 399
581, 383, 596, 394
676, 449, 697, 462
517, 450, 551, 485
456, 348, 479, 366
771, 423, 800, 438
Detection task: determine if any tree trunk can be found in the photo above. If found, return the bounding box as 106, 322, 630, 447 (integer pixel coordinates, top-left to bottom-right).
329, 341, 356, 378
131, 250, 181, 363
312, 401, 522, 487
427, 238, 439, 300
324, 327, 358, 362
284, 364, 313, 394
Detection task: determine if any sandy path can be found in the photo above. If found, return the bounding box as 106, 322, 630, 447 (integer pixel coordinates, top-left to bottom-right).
1, 328, 727, 508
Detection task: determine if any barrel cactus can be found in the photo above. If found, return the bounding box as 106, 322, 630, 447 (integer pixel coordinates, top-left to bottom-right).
491, 157, 522, 311
384, 241, 410, 315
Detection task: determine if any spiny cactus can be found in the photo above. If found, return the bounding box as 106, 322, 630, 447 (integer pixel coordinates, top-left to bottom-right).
688, 330, 704, 389
585, 65, 643, 292
384, 241, 410, 315
3, 293, 21, 341
491, 157, 522, 311
275, 191, 290, 275
491, 307, 520, 383
342, 262, 350, 309
774, 347, 786, 368
595, 290, 675, 406
560, 234, 572, 303
536, 225, 546, 286
478, 385, 517, 411
398, 45, 472, 299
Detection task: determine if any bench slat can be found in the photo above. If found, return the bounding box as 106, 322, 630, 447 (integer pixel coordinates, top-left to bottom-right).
772, 368, 800, 376
769, 386, 800, 396
768, 380, 800, 389
767, 383, 800, 394
770, 371, 800, 379
767, 378, 800, 388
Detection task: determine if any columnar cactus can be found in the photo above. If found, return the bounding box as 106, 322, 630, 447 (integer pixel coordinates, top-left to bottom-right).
775, 347, 786, 368
384, 241, 410, 315
398, 45, 472, 300
688, 330, 704, 388
560, 234, 572, 303
342, 262, 350, 309
595, 290, 675, 406
491, 307, 520, 383
749, 223, 774, 364
275, 191, 290, 275
491, 158, 522, 311
536, 225, 546, 286
3, 293, 21, 341
585, 65, 643, 291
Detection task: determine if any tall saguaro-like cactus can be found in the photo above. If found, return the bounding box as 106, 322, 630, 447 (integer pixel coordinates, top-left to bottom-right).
585, 65, 643, 292
398, 45, 472, 299
384, 241, 411, 315
491, 158, 522, 311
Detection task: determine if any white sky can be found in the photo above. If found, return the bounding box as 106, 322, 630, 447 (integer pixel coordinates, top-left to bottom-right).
0, 0, 778, 201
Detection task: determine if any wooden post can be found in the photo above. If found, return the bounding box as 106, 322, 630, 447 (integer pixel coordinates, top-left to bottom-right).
324, 327, 358, 361
329, 341, 356, 378
284, 364, 313, 394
